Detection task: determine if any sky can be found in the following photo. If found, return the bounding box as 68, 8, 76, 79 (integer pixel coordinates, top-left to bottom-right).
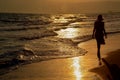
0, 0, 120, 14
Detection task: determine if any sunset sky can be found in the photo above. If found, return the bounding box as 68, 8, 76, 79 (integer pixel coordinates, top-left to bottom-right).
0, 0, 120, 14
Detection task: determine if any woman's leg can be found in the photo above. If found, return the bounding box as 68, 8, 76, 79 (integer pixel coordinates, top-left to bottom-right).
97, 43, 102, 65
97, 42, 101, 61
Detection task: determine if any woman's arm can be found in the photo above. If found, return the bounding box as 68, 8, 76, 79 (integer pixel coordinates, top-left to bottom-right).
103, 22, 107, 38
92, 22, 96, 38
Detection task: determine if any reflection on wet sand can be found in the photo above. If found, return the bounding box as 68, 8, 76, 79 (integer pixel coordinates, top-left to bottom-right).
72, 57, 82, 80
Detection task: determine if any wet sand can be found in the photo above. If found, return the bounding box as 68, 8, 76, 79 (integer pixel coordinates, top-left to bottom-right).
0, 33, 120, 80
79, 33, 120, 80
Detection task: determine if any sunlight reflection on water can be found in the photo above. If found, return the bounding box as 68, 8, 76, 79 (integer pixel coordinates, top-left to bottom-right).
72, 57, 82, 80
56, 28, 82, 38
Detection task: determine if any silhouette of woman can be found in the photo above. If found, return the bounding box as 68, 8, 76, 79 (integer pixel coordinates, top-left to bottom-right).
92, 15, 107, 65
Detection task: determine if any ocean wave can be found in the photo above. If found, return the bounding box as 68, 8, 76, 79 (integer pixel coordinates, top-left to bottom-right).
24, 37, 87, 58
72, 31, 120, 44
0, 37, 87, 74
0, 37, 87, 63
0, 13, 52, 26
19, 31, 58, 40
107, 31, 120, 34
0, 19, 52, 25
0, 49, 37, 76
72, 35, 92, 44
0, 26, 44, 31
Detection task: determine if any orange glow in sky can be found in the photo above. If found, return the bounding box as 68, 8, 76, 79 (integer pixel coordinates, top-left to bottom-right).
0, 0, 120, 13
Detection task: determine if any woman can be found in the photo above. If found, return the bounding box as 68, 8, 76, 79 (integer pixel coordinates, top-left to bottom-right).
92, 15, 107, 65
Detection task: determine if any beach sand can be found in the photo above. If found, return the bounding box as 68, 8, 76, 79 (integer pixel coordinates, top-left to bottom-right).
0, 33, 120, 80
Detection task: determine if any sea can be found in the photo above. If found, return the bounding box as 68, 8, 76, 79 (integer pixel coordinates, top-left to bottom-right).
0, 12, 120, 66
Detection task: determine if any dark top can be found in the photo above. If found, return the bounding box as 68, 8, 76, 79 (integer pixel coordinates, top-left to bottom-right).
94, 21, 104, 36
94, 21, 105, 44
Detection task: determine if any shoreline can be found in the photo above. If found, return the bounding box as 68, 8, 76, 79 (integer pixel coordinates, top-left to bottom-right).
0, 33, 120, 80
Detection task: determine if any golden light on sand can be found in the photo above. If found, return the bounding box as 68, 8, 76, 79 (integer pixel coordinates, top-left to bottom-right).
72, 57, 82, 80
